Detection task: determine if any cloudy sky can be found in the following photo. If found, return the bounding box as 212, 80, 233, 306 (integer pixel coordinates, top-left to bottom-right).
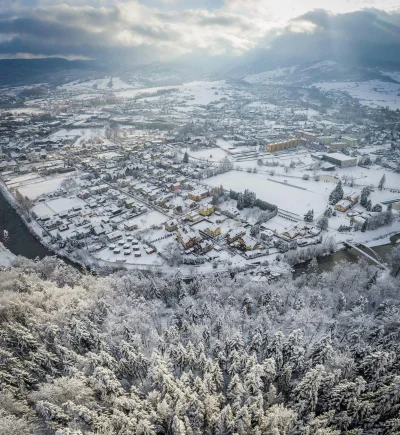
0, 0, 399, 64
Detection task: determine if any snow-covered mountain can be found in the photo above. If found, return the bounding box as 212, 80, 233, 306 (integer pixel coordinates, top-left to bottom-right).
241, 59, 400, 86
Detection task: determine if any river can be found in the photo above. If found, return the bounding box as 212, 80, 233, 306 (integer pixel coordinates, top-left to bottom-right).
0, 189, 398, 273
0, 189, 54, 259
294, 235, 399, 275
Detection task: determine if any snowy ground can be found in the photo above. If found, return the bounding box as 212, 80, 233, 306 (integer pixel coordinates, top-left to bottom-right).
315, 80, 400, 110
0, 242, 15, 267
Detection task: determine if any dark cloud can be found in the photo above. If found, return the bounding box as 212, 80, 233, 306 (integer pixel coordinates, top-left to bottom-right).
265, 9, 400, 65
0, 3, 399, 68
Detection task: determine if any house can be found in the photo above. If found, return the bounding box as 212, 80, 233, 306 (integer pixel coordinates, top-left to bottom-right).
227, 228, 246, 244
199, 203, 215, 217
177, 226, 201, 249
282, 228, 305, 239
80, 209, 93, 217
165, 219, 178, 232
334, 199, 352, 212
187, 211, 202, 223
125, 198, 136, 209
240, 235, 260, 251
188, 188, 211, 202
92, 225, 105, 236
260, 229, 274, 241
309, 227, 322, 236
198, 240, 213, 254
109, 204, 122, 215
344, 193, 359, 206
78, 190, 90, 199
107, 230, 123, 242
205, 225, 221, 237
124, 219, 139, 231
171, 183, 180, 192
184, 198, 196, 209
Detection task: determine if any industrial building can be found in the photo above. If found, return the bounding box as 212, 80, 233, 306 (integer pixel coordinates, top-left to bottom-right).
322, 153, 357, 168
266, 138, 300, 153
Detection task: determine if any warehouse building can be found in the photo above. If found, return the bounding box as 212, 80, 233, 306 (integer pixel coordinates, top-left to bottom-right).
322, 153, 357, 168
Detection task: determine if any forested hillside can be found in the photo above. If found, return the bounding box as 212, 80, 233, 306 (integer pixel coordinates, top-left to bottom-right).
0, 252, 400, 434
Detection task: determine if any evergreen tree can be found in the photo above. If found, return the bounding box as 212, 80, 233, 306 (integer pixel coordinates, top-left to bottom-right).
304, 209, 314, 222
317, 216, 328, 230
183, 151, 189, 163
361, 220, 368, 232
360, 187, 370, 207
378, 173, 386, 190
237, 193, 244, 210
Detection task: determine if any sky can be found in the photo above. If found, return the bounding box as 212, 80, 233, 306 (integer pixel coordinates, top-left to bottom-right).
0, 0, 399, 64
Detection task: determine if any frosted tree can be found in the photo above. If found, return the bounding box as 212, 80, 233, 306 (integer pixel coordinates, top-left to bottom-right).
292, 365, 324, 415
317, 216, 329, 230
329, 181, 344, 205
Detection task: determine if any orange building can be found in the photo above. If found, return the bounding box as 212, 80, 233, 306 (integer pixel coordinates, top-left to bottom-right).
266, 138, 300, 153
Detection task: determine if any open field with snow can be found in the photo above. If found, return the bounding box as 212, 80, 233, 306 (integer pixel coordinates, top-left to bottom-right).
205, 171, 329, 216
187, 147, 230, 162
315, 80, 400, 110
18, 175, 71, 200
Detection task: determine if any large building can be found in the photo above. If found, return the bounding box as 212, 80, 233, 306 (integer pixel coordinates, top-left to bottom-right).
295, 131, 319, 141
317, 136, 336, 145
322, 153, 357, 168
342, 136, 358, 147
266, 138, 300, 153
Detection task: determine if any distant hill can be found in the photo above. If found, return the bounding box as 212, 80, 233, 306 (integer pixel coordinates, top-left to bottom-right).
0, 58, 105, 88
229, 56, 400, 86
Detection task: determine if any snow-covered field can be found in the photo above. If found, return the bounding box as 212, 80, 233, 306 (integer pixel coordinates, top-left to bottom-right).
316, 80, 400, 110
187, 147, 230, 162
18, 175, 70, 200
205, 171, 328, 215
115, 80, 231, 109
46, 197, 86, 214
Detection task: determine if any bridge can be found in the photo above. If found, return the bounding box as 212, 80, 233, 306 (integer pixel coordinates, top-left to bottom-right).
343, 240, 388, 270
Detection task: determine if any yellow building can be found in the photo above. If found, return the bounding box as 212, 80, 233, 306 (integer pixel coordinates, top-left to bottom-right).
205, 225, 221, 237
188, 188, 211, 202
199, 203, 215, 216
80, 210, 93, 217
266, 138, 300, 153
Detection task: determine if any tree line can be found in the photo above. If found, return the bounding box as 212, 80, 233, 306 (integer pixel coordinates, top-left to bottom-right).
0, 250, 399, 434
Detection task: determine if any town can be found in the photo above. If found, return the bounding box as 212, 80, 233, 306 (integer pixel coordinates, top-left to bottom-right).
1, 71, 400, 277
